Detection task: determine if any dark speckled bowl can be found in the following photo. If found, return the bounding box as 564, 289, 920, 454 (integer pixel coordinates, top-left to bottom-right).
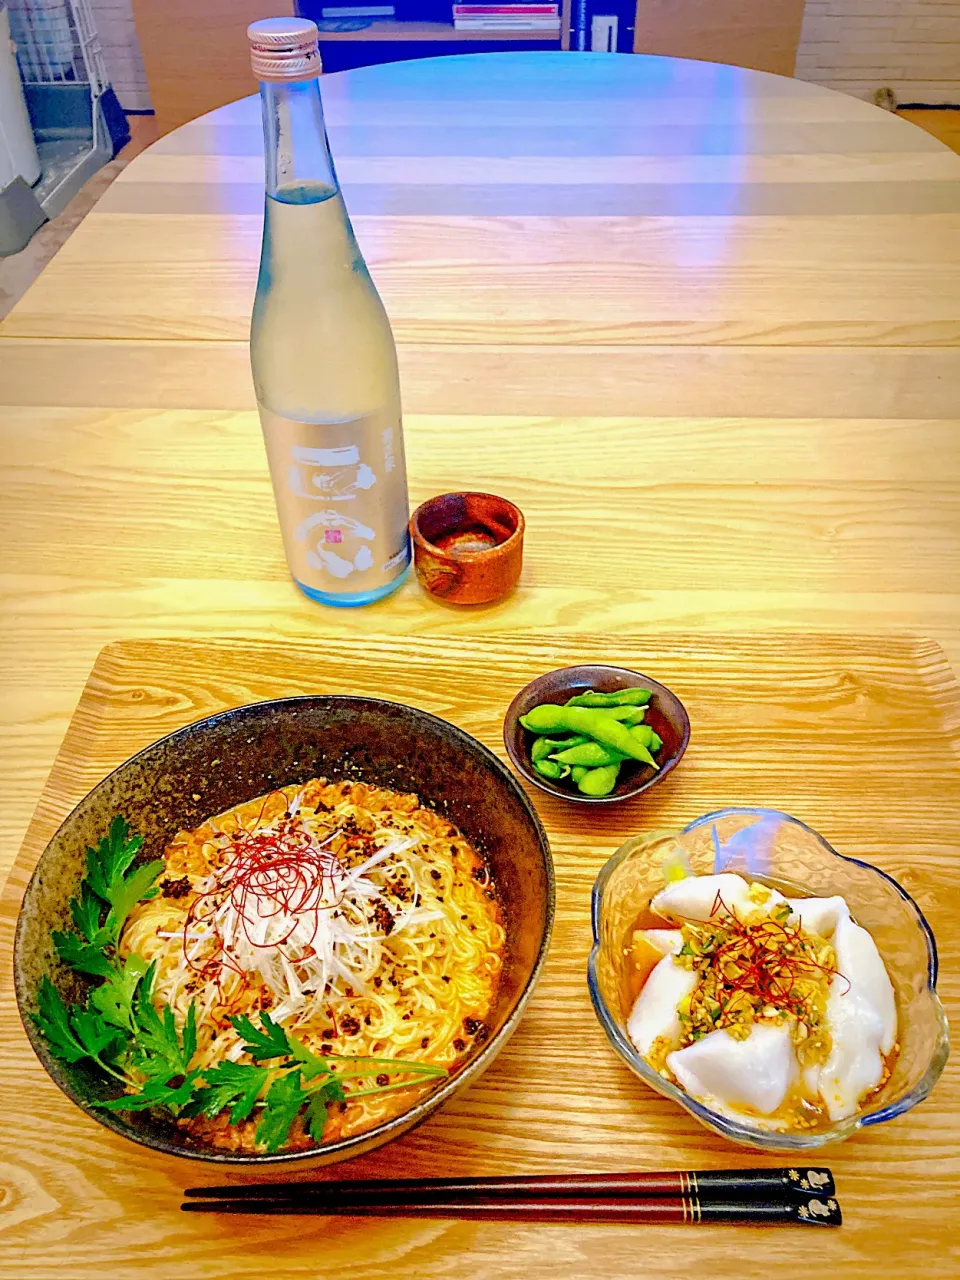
503, 664, 690, 805
15, 697, 554, 1166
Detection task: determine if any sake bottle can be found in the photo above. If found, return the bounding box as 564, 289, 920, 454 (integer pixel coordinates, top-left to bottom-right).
247, 18, 410, 606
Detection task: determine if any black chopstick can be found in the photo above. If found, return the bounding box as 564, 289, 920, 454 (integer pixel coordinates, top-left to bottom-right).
182, 1193, 841, 1227
182, 1168, 840, 1226
185, 1166, 835, 1203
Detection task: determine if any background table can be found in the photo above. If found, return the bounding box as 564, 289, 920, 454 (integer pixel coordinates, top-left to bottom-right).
0, 51, 959, 1274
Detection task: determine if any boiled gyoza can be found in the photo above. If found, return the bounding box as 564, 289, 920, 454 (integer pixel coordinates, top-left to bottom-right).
666, 1022, 798, 1117
627, 953, 697, 1058
625, 867, 898, 1133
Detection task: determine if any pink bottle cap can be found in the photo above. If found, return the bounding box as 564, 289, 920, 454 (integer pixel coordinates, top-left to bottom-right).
248, 17, 322, 82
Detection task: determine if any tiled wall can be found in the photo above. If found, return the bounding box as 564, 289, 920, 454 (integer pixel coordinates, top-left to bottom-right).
90, 0, 152, 111
795, 0, 960, 104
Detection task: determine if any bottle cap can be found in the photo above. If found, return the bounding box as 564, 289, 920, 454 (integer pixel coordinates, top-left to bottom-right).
248, 17, 322, 83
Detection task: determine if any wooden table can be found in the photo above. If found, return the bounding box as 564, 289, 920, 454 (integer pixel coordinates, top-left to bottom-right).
0, 52, 959, 1276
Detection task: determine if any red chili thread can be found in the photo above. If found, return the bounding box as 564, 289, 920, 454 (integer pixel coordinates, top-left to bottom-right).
695, 893, 848, 1032
183, 799, 345, 984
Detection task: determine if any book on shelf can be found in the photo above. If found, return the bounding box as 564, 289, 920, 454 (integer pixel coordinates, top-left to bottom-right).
454, 24, 561, 31
454, 21, 560, 30
453, 3, 559, 29
453, 4, 559, 12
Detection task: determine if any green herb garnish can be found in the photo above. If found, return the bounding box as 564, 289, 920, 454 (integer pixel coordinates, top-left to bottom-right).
32, 816, 447, 1152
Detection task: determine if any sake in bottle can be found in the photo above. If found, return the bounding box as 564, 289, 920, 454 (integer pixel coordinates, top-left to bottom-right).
247, 18, 410, 606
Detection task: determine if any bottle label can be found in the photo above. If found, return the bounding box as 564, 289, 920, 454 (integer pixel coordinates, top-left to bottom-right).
258, 406, 411, 595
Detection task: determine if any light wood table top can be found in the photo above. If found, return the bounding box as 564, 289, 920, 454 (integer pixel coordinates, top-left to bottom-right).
1, 49, 959, 1278
2, 49, 960, 883
2, 53, 960, 894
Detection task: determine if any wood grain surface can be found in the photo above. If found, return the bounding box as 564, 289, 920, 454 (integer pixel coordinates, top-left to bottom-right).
1, 632, 958, 1279
0, 53, 959, 976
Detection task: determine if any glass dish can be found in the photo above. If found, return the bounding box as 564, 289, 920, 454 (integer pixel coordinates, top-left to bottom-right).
587, 807, 949, 1151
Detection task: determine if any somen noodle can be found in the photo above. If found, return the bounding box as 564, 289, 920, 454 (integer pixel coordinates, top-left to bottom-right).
121, 778, 505, 1151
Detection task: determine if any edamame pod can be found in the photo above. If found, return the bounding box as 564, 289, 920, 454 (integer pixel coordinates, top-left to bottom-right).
571, 765, 589, 783
552, 740, 625, 767
521, 704, 659, 766
566, 688, 651, 708
529, 737, 560, 762
577, 762, 621, 796
532, 757, 570, 780
599, 706, 647, 725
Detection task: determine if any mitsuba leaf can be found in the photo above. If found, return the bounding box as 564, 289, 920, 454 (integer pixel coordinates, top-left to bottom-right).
303, 1078, 346, 1143
103, 860, 164, 939
31, 976, 88, 1063
286, 1035, 333, 1081
96, 1070, 202, 1114
31, 977, 124, 1067
182, 1001, 197, 1065
255, 1070, 308, 1153
186, 1061, 271, 1124
53, 930, 117, 979
85, 815, 144, 900
71, 1008, 125, 1062
231, 1012, 292, 1061
89, 952, 150, 1033
69, 881, 111, 945
130, 976, 196, 1078
84, 815, 162, 941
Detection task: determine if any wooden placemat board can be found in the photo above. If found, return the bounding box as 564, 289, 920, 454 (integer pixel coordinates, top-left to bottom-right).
1, 633, 958, 1280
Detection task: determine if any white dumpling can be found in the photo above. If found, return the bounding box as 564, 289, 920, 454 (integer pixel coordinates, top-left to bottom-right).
833, 914, 897, 1054
814, 914, 897, 1120
784, 895, 850, 938
651, 873, 753, 924
815, 981, 886, 1120
627, 954, 697, 1058
640, 929, 684, 956
666, 1022, 798, 1116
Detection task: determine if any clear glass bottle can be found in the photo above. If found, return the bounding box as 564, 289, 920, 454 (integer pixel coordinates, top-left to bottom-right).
247, 18, 410, 607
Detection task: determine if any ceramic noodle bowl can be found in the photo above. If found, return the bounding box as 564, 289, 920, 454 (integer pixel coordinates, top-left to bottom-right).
15, 696, 554, 1165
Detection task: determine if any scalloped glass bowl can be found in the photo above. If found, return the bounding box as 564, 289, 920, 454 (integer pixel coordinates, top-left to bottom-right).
588, 808, 949, 1151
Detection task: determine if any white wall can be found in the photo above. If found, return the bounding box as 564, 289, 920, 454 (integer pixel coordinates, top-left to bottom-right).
795, 0, 960, 104
90, 0, 152, 112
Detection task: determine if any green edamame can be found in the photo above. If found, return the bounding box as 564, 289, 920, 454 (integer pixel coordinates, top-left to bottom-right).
577, 762, 621, 796
552, 740, 625, 767
566, 688, 651, 708
628, 724, 658, 749
532, 757, 570, 780
600, 705, 647, 725
531, 735, 589, 762
520, 704, 659, 767
571, 765, 589, 783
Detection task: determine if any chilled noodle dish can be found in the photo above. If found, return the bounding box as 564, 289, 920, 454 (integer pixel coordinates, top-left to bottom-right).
624, 865, 898, 1133
34, 781, 504, 1154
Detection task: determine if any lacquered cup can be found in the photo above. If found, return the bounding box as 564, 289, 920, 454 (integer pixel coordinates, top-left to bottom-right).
410, 492, 524, 605
588, 808, 949, 1150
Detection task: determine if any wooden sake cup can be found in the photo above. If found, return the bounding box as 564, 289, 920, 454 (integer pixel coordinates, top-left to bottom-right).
410, 492, 525, 606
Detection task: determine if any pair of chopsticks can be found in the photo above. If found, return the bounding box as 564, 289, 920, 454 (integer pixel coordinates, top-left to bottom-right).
183, 1167, 841, 1226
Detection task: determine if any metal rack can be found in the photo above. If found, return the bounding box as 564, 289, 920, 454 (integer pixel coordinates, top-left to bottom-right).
7, 0, 114, 218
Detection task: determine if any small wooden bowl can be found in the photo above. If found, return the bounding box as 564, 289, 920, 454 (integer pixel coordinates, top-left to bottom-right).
410, 492, 524, 606
503, 664, 691, 805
